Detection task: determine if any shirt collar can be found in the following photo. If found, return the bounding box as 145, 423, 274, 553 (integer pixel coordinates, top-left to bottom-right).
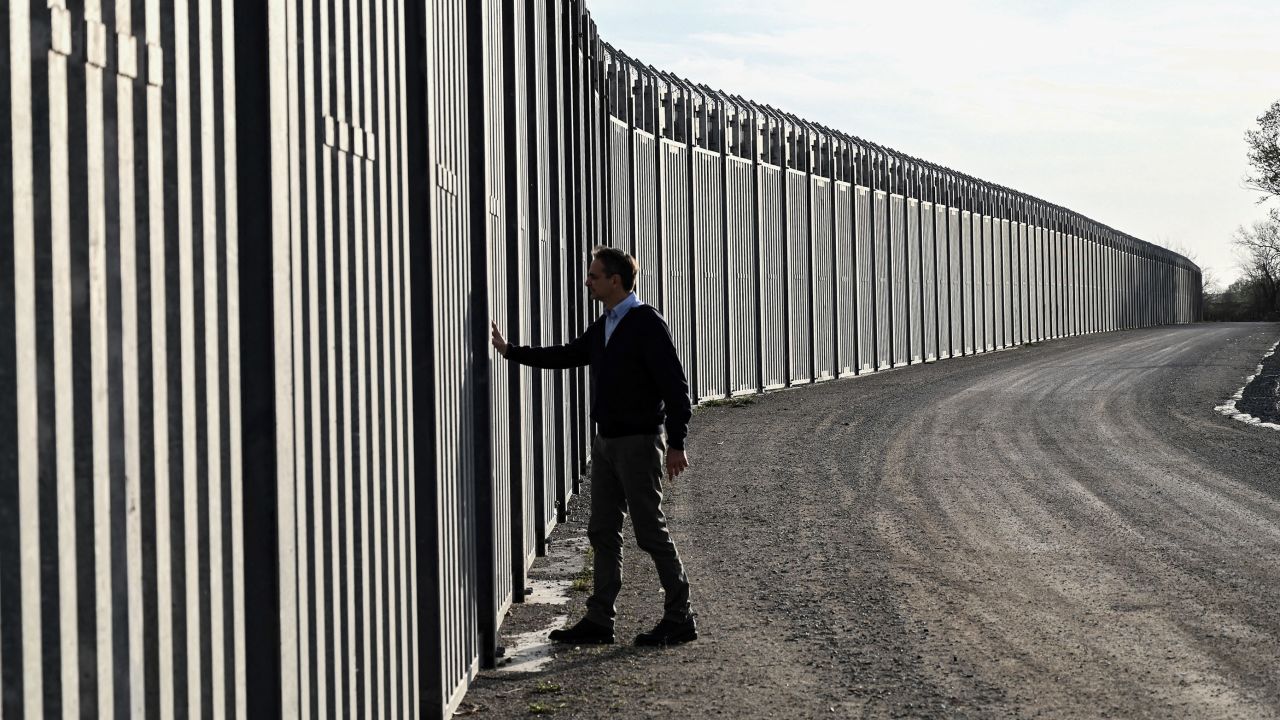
607, 292, 642, 320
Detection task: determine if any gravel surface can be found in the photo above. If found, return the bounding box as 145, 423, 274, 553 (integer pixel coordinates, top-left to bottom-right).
462, 323, 1280, 719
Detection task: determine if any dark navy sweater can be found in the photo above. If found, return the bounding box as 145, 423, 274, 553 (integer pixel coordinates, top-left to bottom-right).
505, 305, 693, 450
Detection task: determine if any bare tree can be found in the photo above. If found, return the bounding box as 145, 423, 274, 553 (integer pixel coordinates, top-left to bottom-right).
1245, 100, 1280, 200
1156, 238, 1216, 298
1232, 211, 1280, 319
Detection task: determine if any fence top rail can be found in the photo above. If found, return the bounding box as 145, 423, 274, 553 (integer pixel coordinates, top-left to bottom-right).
587, 22, 1200, 274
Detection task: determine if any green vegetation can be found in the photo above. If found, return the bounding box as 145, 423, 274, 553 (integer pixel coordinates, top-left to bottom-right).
700, 395, 757, 409
570, 547, 594, 592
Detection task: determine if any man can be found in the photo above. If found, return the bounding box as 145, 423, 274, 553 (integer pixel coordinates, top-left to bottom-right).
489, 246, 697, 647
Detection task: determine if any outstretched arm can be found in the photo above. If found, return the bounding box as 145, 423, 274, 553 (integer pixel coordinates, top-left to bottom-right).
493, 319, 595, 369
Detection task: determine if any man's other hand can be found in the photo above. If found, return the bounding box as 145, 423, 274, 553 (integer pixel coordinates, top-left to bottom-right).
667, 448, 689, 479
490, 321, 509, 357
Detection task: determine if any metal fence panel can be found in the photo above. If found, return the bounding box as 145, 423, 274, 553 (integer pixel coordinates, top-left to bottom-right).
503, 0, 539, 610
1054, 230, 1065, 338
432, 0, 484, 697
1031, 223, 1040, 341
1114, 244, 1122, 329
1077, 235, 1087, 334
693, 147, 727, 401
608, 117, 631, 250
1152, 255, 1159, 326
1137, 252, 1144, 328
1046, 228, 1056, 338
0, 0, 264, 715
727, 157, 760, 396
990, 216, 1000, 349
1111, 243, 1121, 327
1000, 219, 1012, 348
1064, 233, 1075, 336
922, 202, 938, 361
935, 204, 951, 359
529, 0, 560, 546
983, 211, 993, 348
786, 169, 814, 384
1046, 226, 1057, 338
1142, 253, 1148, 327
1025, 223, 1035, 341
1030, 225, 1042, 341
1090, 238, 1100, 330
1014, 222, 1026, 345
1077, 235, 1086, 335
1099, 240, 1108, 332
890, 194, 909, 366
1077, 235, 1084, 333
1138, 253, 1146, 327
1063, 234, 1074, 335
856, 187, 875, 373
812, 177, 836, 381
961, 210, 975, 355
1116, 246, 1124, 329
1090, 237, 1100, 330
1046, 226, 1056, 339
1104, 242, 1113, 331
570, 8, 592, 476
835, 182, 858, 376
874, 190, 892, 369
1085, 238, 1094, 332
548, 0, 574, 550
659, 140, 695, 388
480, 0, 514, 669
907, 198, 923, 364
948, 207, 963, 357
759, 165, 788, 388
633, 130, 659, 306
1059, 230, 1069, 336
1059, 230, 1070, 337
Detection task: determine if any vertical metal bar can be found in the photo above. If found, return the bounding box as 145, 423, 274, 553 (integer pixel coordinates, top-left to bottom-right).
270, 0, 298, 711
9, 0, 47, 714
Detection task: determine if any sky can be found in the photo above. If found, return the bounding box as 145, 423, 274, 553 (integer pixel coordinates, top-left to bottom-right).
585, 0, 1280, 289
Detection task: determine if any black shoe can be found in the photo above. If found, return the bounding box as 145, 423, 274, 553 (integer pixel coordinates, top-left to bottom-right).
634, 614, 698, 647
548, 617, 614, 645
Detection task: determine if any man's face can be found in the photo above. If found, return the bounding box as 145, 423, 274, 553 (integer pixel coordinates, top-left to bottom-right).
584, 258, 621, 304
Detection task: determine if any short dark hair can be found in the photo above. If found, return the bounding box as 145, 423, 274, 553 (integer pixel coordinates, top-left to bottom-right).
592, 246, 639, 292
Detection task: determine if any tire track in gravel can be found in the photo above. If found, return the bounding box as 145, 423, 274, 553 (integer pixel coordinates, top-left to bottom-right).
464, 323, 1280, 719
875, 324, 1280, 719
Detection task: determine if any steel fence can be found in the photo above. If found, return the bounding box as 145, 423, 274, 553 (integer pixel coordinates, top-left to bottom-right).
2, 0, 1202, 718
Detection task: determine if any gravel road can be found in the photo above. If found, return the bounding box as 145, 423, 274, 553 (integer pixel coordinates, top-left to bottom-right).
463, 323, 1280, 719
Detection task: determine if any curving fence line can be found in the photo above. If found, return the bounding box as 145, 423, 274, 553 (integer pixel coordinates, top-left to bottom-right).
1, 0, 1200, 718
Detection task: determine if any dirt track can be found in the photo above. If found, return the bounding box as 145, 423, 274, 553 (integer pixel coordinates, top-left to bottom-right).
464, 323, 1280, 719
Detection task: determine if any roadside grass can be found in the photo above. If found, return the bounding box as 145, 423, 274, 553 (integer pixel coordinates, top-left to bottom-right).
533, 680, 561, 694
699, 395, 757, 409
570, 547, 594, 592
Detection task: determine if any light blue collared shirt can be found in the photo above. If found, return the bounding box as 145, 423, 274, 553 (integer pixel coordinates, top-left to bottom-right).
604, 292, 643, 345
